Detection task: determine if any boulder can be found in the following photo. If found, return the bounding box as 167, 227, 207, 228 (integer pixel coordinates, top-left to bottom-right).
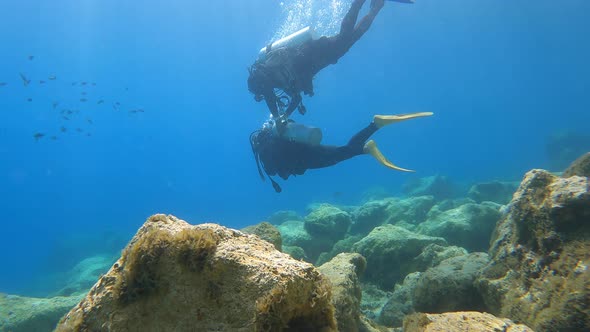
304, 204, 352, 241
351, 200, 391, 235
56, 214, 337, 331
360, 283, 392, 323
316, 235, 363, 266
403, 312, 533, 332
417, 202, 502, 252
277, 220, 311, 248
468, 181, 518, 204
476, 169, 590, 331
241, 221, 282, 251
563, 152, 590, 178
402, 175, 454, 200
385, 196, 436, 226
282, 245, 307, 261
352, 225, 447, 289
378, 272, 421, 327
0, 293, 84, 332
318, 253, 366, 332
412, 253, 489, 313
411, 244, 468, 272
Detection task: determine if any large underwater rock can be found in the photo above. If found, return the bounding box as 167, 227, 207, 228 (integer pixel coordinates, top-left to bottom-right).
318, 253, 366, 332
241, 221, 282, 251
0, 293, 84, 332
266, 210, 303, 225
476, 169, 590, 331
403, 311, 533, 332
412, 252, 489, 313
352, 225, 447, 289
304, 204, 352, 241
563, 151, 590, 178
56, 214, 337, 331
385, 196, 436, 228
351, 200, 392, 235
468, 181, 518, 204
378, 272, 422, 328
416, 202, 502, 252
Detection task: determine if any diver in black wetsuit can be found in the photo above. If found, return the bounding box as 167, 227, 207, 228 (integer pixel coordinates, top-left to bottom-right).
247, 0, 411, 119
250, 112, 432, 192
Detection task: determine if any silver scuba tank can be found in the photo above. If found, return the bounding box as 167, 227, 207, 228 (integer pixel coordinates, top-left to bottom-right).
258, 26, 315, 61
272, 120, 323, 146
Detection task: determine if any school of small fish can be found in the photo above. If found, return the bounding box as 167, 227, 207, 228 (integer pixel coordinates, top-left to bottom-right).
0, 55, 146, 141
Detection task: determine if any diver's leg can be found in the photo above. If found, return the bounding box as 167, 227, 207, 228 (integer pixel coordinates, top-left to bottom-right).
346, 122, 380, 151
350, 0, 385, 44
339, 0, 366, 40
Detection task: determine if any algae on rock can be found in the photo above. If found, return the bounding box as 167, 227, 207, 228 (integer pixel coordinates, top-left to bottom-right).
56, 214, 337, 332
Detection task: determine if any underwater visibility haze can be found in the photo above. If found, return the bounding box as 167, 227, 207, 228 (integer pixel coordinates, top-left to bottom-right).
0, 0, 589, 329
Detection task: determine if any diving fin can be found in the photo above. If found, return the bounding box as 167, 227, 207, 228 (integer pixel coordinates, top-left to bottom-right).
373, 112, 433, 128
363, 140, 414, 172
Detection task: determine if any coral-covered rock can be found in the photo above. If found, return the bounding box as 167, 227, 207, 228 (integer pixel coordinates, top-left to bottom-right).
411, 244, 468, 272
304, 204, 352, 241
352, 225, 447, 289
56, 214, 337, 331
476, 169, 590, 331
318, 253, 366, 332
242, 221, 282, 251
386, 196, 436, 226
282, 245, 307, 260
417, 202, 501, 252
468, 181, 518, 204
316, 235, 364, 266
351, 200, 391, 235
402, 175, 455, 200
378, 272, 421, 327
563, 152, 590, 178
403, 312, 533, 332
412, 253, 489, 313
0, 293, 83, 332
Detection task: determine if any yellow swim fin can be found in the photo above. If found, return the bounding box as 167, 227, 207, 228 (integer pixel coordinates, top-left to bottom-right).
363, 140, 414, 172
373, 112, 433, 128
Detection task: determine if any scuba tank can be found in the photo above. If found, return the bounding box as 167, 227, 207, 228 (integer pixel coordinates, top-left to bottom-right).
258, 26, 315, 61
272, 120, 323, 146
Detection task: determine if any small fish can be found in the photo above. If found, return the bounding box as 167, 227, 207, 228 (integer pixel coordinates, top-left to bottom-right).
39, 80, 46, 84
81, 82, 87, 86
115, 102, 121, 106
52, 101, 59, 109
28, 55, 34, 61
71, 82, 77, 86
0, 82, 6, 86
19, 73, 31, 86
137, 108, 144, 113
33, 132, 44, 141
86, 133, 92, 137
91, 82, 96, 86
112, 103, 119, 111
76, 128, 83, 132
66, 110, 74, 115
80, 98, 87, 102
60, 126, 67, 133
87, 118, 93, 124
27, 98, 32, 102
48, 75, 57, 80
97, 99, 104, 104
81, 91, 87, 95
62, 116, 70, 120
50, 136, 58, 140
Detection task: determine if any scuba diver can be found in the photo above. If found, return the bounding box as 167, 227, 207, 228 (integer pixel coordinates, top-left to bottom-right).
250, 112, 432, 192
247, 0, 413, 120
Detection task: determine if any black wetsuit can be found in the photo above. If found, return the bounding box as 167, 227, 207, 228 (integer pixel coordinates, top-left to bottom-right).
248, 0, 383, 118
251, 122, 379, 192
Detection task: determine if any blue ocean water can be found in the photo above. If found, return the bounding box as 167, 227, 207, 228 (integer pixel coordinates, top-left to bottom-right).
0, 0, 588, 295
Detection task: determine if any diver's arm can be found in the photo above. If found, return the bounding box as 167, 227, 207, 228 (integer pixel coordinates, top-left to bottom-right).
264, 91, 280, 118
285, 93, 302, 117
